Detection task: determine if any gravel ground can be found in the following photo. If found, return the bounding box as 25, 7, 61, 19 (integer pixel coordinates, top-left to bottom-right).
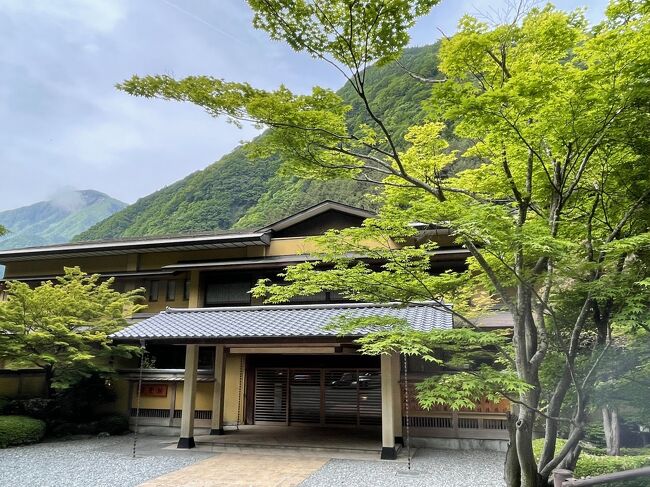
0, 435, 505, 487
0, 434, 215, 487
300, 448, 506, 487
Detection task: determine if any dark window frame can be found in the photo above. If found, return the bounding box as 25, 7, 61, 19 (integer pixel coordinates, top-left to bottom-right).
204, 276, 252, 307
183, 279, 190, 301
148, 280, 160, 302
166, 280, 176, 301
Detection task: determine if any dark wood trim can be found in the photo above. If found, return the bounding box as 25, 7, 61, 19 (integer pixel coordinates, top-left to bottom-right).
245, 355, 255, 425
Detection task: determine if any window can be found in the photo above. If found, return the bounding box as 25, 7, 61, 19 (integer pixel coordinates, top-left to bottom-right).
205, 280, 251, 306
148, 280, 160, 302
166, 280, 176, 301
183, 279, 190, 301
198, 347, 215, 369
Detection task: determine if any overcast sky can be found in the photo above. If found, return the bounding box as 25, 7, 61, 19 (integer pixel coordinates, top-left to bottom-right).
0, 0, 608, 211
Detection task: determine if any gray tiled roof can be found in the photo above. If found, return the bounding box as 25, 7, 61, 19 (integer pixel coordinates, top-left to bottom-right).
111, 302, 453, 341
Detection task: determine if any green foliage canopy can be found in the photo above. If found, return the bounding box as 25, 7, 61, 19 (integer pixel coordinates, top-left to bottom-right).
0, 267, 144, 390
117, 1, 650, 485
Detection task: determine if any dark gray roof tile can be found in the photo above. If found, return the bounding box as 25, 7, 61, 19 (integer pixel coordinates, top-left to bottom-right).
111, 302, 452, 340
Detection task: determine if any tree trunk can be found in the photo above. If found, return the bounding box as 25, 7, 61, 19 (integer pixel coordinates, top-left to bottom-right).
558, 436, 582, 472
43, 365, 54, 399
603, 406, 621, 456
539, 369, 571, 469
505, 411, 522, 487
516, 408, 544, 487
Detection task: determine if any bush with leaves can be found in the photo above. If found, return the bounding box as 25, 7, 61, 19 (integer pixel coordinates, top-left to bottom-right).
533, 438, 650, 487
0, 267, 144, 394
0, 416, 46, 448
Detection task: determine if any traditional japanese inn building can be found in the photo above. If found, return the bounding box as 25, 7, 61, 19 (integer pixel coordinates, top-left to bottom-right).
0, 201, 511, 458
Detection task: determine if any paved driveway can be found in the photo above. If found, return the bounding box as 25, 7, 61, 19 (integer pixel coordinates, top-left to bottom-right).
0, 435, 506, 487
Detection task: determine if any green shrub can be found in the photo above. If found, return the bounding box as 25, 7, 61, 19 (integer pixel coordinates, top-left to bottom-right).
0, 398, 9, 414
575, 453, 650, 477
0, 416, 46, 448
46, 413, 130, 437
4, 398, 55, 420
533, 438, 650, 487
51, 375, 116, 422
95, 414, 129, 435
46, 419, 94, 437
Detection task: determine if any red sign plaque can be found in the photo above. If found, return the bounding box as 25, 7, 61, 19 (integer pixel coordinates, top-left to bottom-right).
140, 384, 168, 397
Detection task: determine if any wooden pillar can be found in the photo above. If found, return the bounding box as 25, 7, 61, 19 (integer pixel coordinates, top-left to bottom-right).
177, 344, 199, 449
210, 345, 226, 435
380, 353, 398, 460
392, 352, 404, 445
188, 270, 202, 308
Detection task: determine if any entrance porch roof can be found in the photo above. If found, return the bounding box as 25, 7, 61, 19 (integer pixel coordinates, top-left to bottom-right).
111, 302, 452, 342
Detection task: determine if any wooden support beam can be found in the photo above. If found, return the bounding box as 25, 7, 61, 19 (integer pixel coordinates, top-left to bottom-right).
392, 352, 403, 445
177, 344, 198, 449
380, 353, 398, 460
210, 345, 226, 435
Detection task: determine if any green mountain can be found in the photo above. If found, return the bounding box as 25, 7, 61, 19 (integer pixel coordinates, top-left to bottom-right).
76, 44, 444, 240
0, 190, 126, 250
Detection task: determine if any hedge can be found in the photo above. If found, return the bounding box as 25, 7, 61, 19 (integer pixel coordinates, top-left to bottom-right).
47, 413, 130, 437
533, 438, 650, 487
0, 416, 46, 448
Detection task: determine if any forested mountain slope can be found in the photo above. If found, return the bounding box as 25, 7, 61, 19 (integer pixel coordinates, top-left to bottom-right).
75, 147, 282, 240
76, 44, 444, 240
0, 190, 125, 249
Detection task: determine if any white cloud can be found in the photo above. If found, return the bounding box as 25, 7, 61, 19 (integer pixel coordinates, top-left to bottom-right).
0, 0, 127, 33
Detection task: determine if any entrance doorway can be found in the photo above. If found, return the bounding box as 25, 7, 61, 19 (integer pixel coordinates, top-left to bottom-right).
253, 367, 381, 426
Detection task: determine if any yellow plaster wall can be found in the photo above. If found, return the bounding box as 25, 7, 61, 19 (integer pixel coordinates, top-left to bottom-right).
246, 246, 266, 258
265, 236, 402, 256
144, 300, 172, 314
223, 354, 246, 424
172, 382, 213, 411
0, 374, 46, 398
196, 382, 213, 410
110, 378, 131, 414
136, 387, 172, 410
174, 383, 184, 410
140, 276, 191, 313
267, 238, 314, 256
0, 377, 19, 397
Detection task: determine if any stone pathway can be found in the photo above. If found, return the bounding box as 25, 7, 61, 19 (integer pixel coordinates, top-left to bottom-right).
138, 452, 329, 487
